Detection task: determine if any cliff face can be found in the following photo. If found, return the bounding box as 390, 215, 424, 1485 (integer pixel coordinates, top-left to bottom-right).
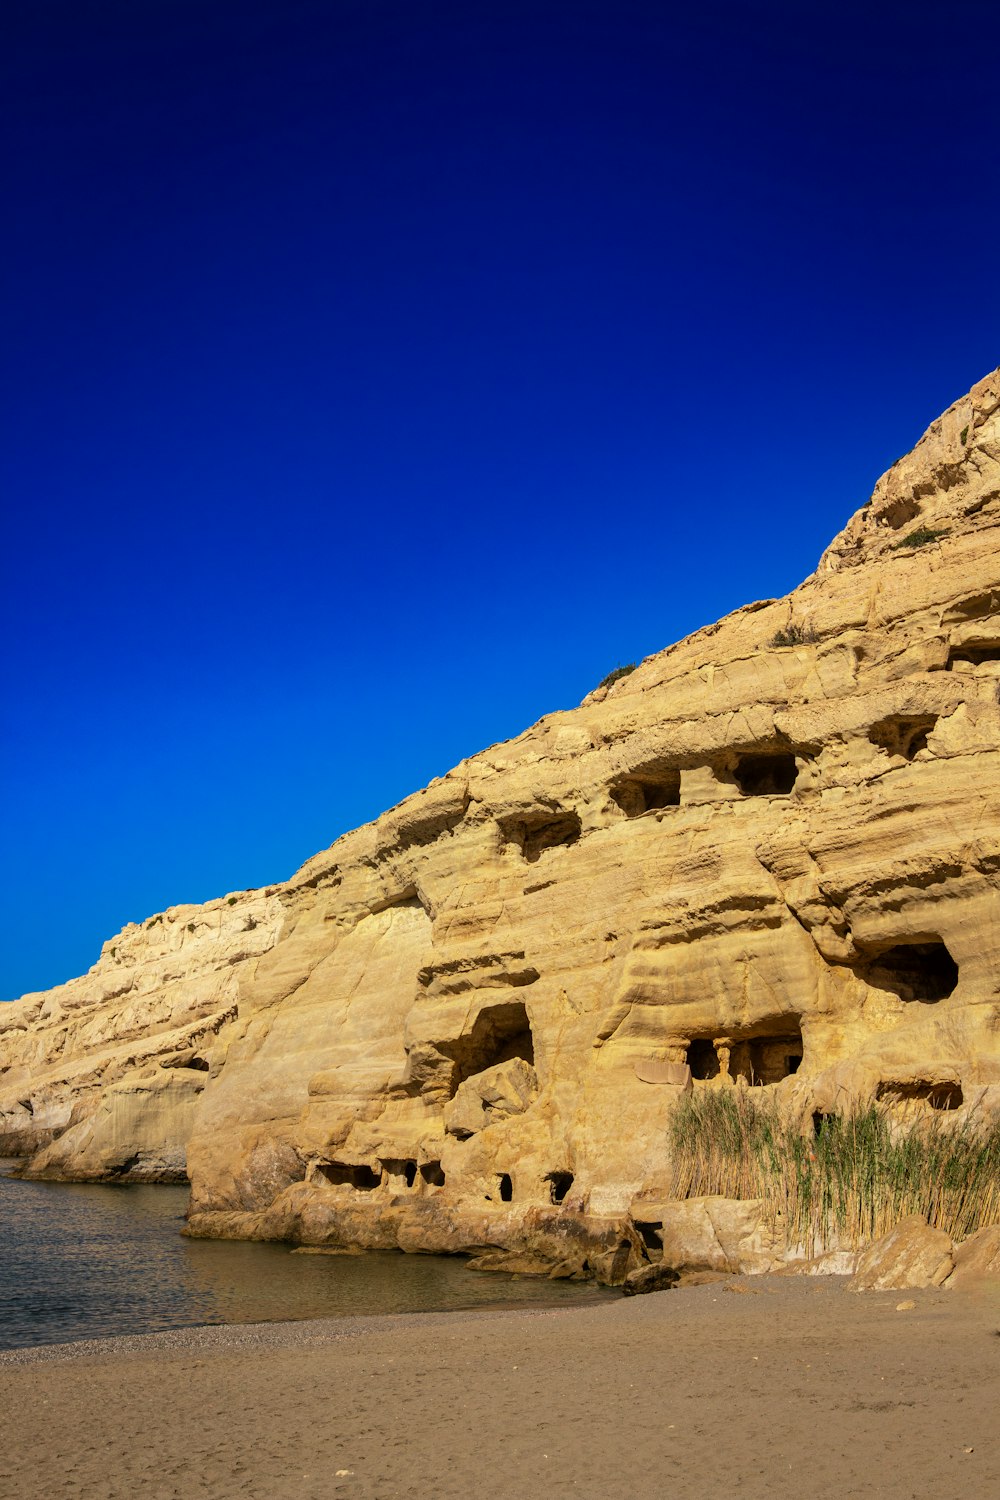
2, 370, 999, 1271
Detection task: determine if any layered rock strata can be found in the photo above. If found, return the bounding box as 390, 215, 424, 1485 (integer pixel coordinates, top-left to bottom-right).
2, 369, 999, 1276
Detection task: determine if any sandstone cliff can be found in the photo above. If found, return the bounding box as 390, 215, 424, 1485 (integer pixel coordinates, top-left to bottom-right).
2, 369, 998, 1276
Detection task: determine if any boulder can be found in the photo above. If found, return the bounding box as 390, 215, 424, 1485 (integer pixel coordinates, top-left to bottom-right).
848, 1215, 953, 1292
622, 1263, 679, 1296
946, 1225, 1000, 1289
649, 1197, 781, 1275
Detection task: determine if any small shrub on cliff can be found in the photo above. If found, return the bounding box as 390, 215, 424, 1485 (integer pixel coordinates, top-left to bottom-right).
960, 425, 969, 445
666, 1089, 1000, 1254
891, 525, 948, 551
770, 623, 817, 648
598, 663, 637, 690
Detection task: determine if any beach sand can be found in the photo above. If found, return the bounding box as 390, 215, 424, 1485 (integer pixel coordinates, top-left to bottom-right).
1, 1275, 997, 1499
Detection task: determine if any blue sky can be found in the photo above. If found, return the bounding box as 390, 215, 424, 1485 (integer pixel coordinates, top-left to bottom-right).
2, 0, 998, 1000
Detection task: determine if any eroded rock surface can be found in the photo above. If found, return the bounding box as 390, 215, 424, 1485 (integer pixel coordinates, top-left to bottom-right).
2, 369, 999, 1272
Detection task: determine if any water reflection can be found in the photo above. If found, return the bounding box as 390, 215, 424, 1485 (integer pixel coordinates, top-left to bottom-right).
0, 1165, 610, 1351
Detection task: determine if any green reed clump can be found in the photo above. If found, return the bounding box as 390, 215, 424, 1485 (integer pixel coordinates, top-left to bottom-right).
666, 1088, 1000, 1254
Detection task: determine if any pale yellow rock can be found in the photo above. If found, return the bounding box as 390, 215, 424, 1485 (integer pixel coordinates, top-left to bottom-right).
945, 1225, 1000, 1288
643, 1196, 783, 1275
849, 1215, 954, 1292
2, 369, 999, 1273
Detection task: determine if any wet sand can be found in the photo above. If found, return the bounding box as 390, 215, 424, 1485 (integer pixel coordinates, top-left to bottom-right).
1, 1276, 997, 1499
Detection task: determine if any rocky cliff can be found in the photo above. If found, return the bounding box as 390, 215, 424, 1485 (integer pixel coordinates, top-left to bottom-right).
3, 369, 999, 1277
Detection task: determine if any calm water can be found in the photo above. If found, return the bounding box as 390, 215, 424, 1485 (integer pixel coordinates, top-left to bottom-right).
0, 1165, 609, 1351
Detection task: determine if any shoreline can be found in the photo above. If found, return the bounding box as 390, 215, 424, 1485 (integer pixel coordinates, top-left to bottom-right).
0, 1295, 594, 1367
2, 1275, 997, 1498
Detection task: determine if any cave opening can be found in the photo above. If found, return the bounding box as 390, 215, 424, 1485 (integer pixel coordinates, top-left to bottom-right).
501, 808, 582, 862
635, 1221, 664, 1255
854, 940, 958, 1003
947, 640, 1000, 669
498, 1173, 513, 1202
419, 1160, 446, 1187
868, 714, 938, 760
729, 1034, 803, 1086
546, 1171, 574, 1204
610, 771, 681, 817
315, 1161, 381, 1190
443, 1000, 535, 1095
876, 1080, 964, 1111
881, 496, 921, 531
733, 752, 799, 796
686, 1023, 803, 1087
687, 1039, 720, 1081
379, 1158, 419, 1188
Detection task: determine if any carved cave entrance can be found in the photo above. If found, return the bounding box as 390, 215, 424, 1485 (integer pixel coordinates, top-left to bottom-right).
500, 808, 582, 862
315, 1161, 381, 1190
947, 640, 1000, 669
610, 770, 681, 817
876, 1080, 964, 1112
443, 1000, 535, 1096
868, 715, 937, 760
733, 753, 799, 797
545, 1171, 574, 1204
687, 1022, 803, 1086
853, 940, 958, 1003
381, 1158, 418, 1189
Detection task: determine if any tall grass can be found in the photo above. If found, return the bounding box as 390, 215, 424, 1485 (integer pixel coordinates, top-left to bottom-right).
666, 1088, 1000, 1254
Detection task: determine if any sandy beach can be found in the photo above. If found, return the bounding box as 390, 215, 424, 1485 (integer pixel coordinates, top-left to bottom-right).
1, 1275, 997, 1499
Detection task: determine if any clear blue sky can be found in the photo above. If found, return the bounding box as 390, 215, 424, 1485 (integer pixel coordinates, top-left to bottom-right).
2, 0, 998, 1001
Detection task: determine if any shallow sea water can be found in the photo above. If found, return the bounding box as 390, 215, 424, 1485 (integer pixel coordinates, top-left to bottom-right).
0, 1165, 610, 1351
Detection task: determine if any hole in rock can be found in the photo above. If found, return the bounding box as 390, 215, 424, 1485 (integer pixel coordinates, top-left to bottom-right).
854, 940, 958, 1003
420, 1160, 445, 1187
733, 752, 799, 796
881, 496, 921, 531
184, 1056, 210, 1072
498, 1173, 513, 1202
729, 1034, 803, 1086
546, 1171, 574, 1204
443, 1000, 535, 1095
947, 590, 1000, 622
610, 771, 681, 817
876, 1080, 964, 1111
868, 714, 938, 761
687, 1039, 720, 1081
635, 1221, 663, 1254
380, 1158, 416, 1182
686, 1022, 803, 1086
812, 1112, 828, 1138
381, 1159, 419, 1188
500, 808, 582, 862
315, 1161, 381, 1190
947, 640, 1000, 669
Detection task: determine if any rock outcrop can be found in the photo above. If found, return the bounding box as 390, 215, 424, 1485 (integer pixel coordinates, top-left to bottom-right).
848, 1215, 954, 1292
2, 369, 999, 1273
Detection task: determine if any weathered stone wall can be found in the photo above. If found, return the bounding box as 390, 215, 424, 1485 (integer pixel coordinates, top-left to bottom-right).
2, 369, 998, 1273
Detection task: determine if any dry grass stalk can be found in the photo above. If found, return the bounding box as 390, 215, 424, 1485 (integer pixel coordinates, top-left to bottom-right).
666, 1089, 1000, 1255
